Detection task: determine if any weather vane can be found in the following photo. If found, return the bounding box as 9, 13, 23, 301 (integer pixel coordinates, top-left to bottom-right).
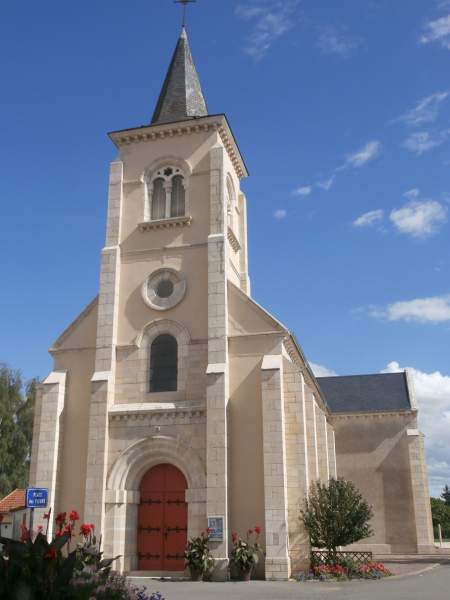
174, 0, 196, 28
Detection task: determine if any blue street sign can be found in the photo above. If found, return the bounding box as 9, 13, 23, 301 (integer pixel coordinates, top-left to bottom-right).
26, 488, 48, 509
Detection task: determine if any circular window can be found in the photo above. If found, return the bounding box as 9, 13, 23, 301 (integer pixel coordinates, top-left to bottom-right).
142, 268, 186, 311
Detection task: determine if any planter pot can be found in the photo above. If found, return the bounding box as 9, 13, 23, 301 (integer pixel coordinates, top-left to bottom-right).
230, 564, 253, 581
188, 567, 204, 582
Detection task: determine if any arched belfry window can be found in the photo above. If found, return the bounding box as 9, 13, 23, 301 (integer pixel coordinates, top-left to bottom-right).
171, 175, 185, 217
151, 178, 166, 220
149, 334, 178, 392
148, 166, 187, 221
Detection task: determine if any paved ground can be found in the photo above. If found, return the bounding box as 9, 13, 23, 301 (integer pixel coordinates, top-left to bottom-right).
130, 561, 450, 600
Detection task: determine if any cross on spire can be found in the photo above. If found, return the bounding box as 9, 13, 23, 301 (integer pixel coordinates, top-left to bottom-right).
174, 0, 196, 28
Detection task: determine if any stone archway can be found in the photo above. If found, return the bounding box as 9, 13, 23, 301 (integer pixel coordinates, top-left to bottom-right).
104, 435, 206, 572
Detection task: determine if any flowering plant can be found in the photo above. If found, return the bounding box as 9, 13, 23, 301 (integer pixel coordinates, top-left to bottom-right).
358, 561, 391, 579
184, 529, 214, 579
314, 563, 348, 579
0, 508, 120, 599
310, 559, 392, 581
229, 526, 262, 578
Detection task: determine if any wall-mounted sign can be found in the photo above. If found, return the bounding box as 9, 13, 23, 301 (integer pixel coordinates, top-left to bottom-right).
207, 516, 224, 541
26, 488, 48, 509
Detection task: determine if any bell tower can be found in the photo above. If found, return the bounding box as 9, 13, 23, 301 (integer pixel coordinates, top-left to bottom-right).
82, 25, 249, 577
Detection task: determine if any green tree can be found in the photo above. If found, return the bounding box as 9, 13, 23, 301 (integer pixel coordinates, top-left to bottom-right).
301, 478, 374, 562
0, 365, 37, 497
441, 485, 450, 506
430, 497, 450, 529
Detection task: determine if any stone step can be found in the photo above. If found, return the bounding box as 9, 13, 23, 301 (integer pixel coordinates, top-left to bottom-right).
128, 571, 189, 582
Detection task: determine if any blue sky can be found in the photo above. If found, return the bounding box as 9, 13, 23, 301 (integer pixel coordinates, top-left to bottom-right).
0, 0, 449, 495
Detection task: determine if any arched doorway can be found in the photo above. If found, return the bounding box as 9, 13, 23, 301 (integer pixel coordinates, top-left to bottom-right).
138, 463, 188, 572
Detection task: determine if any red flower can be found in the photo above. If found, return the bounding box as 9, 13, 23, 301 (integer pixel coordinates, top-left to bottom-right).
206, 527, 213, 534
20, 524, 30, 542
63, 524, 73, 537
37, 525, 43, 534
43, 512, 50, 520
254, 526, 262, 535
55, 512, 66, 526
69, 510, 79, 522
80, 523, 92, 537
247, 528, 254, 535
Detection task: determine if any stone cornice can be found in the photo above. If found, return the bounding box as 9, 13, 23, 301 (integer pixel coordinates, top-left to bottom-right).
121, 242, 207, 262
330, 409, 417, 420
138, 216, 192, 232
227, 227, 241, 252
108, 114, 248, 180
109, 402, 206, 423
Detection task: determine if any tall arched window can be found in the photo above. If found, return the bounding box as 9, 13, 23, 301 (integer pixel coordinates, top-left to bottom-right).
148, 166, 187, 221
151, 178, 166, 220
171, 175, 185, 217
149, 334, 178, 392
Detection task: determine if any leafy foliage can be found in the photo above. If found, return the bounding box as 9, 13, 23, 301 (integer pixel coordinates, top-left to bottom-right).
229, 526, 262, 576
0, 509, 163, 599
431, 494, 450, 539
184, 530, 214, 578
310, 559, 391, 580
431, 496, 450, 527
441, 484, 450, 506
0, 365, 37, 496
301, 478, 373, 559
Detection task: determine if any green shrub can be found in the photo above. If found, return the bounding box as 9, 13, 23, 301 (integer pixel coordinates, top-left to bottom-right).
301, 478, 373, 562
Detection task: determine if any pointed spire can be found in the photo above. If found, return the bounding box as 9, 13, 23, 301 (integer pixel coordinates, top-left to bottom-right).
151, 27, 208, 125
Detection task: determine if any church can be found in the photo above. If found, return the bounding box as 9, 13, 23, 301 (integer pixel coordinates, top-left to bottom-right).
29, 24, 435, 580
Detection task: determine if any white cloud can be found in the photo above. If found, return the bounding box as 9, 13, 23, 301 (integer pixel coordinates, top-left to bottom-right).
398, 92, 449, 127
310, 362, 337, 377
311, 142, 380, 193
235, 0, 300, 60
353, 209, 384, 228
274, 209, 287, 219
316, 25, 361, 57
403, 188, 420, 200
402, 130, 450, 155
292, 185, 312, 197
317, 176, 336, 191
390, 199, 448, 238
420, 14, 450, 49
371, 294, 450, 324
345, 140, 382, 168
382, 361, 450, 496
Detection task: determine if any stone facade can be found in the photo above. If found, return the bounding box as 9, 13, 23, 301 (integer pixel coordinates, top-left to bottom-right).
29, 26, 435, 582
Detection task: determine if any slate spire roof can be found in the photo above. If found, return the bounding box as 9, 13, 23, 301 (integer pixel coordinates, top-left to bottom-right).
151, 26, 208, 125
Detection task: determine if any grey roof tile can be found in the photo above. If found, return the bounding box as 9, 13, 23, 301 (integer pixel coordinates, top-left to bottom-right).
317, 372, 412, 414
151, 27, 208, 125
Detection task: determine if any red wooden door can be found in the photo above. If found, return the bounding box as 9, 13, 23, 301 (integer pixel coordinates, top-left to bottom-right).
138, 464, 187, 571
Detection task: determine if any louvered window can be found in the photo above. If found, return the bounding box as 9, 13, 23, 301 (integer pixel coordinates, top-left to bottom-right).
170, 175, 185, 217
151, 178, 166, 220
